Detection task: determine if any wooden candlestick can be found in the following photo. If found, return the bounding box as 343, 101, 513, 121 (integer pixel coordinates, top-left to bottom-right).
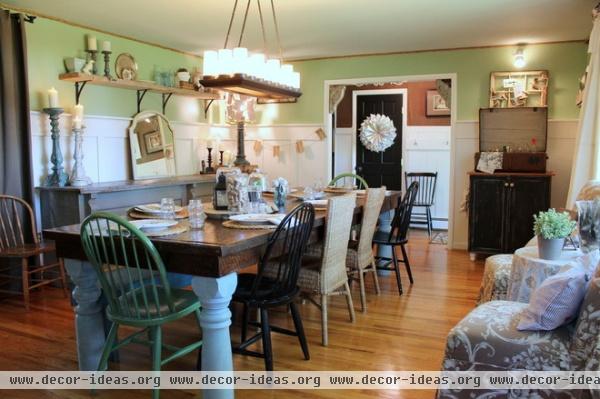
43, 107, 69, 187
219, 150, 224, 166
234, 121, 249, 166
102, 50, 112, 79
205, 148, 215, 173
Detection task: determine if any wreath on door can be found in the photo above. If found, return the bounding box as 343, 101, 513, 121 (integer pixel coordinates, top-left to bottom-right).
359, 114, 397, 152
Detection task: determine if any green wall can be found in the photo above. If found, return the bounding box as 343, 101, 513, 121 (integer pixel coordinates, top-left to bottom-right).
26, 17, 587, 124
276, 42, 588, 124
26, 18, 205, 123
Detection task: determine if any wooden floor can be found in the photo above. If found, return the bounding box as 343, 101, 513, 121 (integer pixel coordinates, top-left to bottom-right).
0, 231, 484, 399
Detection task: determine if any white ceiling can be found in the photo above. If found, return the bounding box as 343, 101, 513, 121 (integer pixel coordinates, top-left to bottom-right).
4, 0, 595, 60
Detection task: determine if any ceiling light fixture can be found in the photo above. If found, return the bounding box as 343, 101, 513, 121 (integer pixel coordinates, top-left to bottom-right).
513, 48, 526, 69
200, 0, 301, 100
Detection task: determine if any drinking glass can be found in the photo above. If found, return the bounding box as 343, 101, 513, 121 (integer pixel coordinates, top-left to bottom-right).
303, 186, 315, 201
247, 189, 262, 214
188, 199, 206, 229
160, 197, 176, 220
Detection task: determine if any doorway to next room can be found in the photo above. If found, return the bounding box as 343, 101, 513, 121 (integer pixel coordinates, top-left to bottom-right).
329, 79, 452, 237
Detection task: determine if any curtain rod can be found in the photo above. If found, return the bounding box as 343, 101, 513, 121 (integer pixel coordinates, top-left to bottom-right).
1, 7, 36, 23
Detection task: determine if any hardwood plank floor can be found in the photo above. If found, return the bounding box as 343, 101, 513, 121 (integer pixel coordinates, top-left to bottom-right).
0, 231, 484, 399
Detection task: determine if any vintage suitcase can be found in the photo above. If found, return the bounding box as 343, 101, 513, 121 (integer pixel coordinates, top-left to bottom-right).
476, 107, 548, 172
474, 152, 547, 172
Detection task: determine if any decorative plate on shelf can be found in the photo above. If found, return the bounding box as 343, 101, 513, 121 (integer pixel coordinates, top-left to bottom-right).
115, 53, 138, 80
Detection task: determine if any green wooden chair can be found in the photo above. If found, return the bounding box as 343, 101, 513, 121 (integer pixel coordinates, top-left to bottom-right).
80, 212, 202, 399
328, 172, 369, 189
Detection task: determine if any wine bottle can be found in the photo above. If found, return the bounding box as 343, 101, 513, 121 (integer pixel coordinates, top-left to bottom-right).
214, 172, 228, 210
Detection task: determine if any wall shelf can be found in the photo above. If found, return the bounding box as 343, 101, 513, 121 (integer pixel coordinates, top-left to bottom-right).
59, 72, 221, 113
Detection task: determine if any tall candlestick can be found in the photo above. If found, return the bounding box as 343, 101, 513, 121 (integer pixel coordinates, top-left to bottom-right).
102, 50, 112, 79
85, 49, 98, 75
43, 107, 69, 187
70, 124, 92, 187
205, 148, 215, 173
47, 87, 59, 108
86, 35, 97, 51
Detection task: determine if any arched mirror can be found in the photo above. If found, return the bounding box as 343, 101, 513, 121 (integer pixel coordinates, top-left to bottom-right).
128, 111, 177, 180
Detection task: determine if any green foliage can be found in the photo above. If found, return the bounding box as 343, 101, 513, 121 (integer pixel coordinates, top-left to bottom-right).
533, 208, 576, 239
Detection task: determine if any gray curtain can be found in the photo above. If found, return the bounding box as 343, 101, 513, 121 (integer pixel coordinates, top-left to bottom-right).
0, 10, 33, 204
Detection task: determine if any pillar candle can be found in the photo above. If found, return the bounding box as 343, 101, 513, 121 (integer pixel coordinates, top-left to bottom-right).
47, 87, 59, 108
207, 140, 214, 149
73, 117, 83, 129
87, 35, 97, 51
73, 104, 84, 119
101, 41, 111, 52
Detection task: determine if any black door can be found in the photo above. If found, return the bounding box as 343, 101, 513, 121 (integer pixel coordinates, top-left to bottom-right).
468, 175, 507, 253
355, 94, 403, 190
504, 176, 551, 252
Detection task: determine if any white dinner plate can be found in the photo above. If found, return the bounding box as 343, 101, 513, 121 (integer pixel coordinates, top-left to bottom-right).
135, 203, 183, 214
130, 219, 178, 232
229, 214, 278, 225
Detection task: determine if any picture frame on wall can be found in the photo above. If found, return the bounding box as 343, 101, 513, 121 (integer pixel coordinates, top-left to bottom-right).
426, 90, 450, 116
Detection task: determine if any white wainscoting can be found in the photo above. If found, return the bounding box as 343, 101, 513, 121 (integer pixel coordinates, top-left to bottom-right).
30, 111, 327, 189
450, 119, 579, 250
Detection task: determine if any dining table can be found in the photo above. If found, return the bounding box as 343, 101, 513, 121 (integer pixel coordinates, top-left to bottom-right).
43, 189, 401, 399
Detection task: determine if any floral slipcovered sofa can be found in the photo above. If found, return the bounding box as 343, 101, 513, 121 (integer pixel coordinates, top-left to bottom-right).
438, 272, 600, 398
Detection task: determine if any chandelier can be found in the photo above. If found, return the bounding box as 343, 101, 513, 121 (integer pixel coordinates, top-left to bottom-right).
200, 0, 301, 100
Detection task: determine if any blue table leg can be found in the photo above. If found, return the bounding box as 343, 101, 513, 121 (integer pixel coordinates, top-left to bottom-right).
192, 273, 237, 399
64, 259, 105, 371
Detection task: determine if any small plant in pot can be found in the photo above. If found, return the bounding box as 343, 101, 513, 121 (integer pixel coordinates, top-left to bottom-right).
533, 209, 576, 260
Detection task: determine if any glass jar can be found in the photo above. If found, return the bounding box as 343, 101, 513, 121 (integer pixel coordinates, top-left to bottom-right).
249, 169, 268, 192
160, 197, 175, 220
188, 199, 206, 229
226, 173, 249, 212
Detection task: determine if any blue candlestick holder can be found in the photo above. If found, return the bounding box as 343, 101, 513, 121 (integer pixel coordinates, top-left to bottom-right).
43, 107, 69, 187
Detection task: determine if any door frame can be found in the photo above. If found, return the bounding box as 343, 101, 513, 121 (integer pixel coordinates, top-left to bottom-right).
351, 88, 408, 186
323, 73, 457, 248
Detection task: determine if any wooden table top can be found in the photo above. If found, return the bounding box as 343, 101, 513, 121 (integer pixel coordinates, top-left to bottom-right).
43, 190, 401, 277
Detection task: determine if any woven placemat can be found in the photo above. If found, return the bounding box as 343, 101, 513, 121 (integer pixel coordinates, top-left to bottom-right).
222, 220, 277, 230
144, 223, 189, 237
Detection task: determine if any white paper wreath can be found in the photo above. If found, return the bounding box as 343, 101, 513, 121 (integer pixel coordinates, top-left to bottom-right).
359, 114, 397, 152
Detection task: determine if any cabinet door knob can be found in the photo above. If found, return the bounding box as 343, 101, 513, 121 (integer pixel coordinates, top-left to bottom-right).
510, 183, 515, 188
504, 182, 509, 187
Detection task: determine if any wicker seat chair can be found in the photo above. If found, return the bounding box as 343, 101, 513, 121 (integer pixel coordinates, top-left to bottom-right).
346, 187, 386, 311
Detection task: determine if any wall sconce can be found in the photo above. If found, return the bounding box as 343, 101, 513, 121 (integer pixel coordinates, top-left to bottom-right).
513, 48, 526, 69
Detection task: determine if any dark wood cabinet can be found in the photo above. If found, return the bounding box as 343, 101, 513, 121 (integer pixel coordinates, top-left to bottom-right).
468, 172, 552, 256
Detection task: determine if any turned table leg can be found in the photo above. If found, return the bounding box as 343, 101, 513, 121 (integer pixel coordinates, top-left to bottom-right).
64, 259, 105, 371
192, 273, 237, 399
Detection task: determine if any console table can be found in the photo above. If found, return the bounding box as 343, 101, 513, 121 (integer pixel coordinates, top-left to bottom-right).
37, 174, 216, 229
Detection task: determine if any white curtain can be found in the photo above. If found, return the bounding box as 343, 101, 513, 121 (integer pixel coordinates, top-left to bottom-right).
566, 9, 600, 207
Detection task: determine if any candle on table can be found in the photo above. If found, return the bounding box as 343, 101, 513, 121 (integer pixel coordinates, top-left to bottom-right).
47, 87, 59, 108
73, 117, 83, 129
73, 104, 84, 119
207, 140, 214, 149
87, 35, 97, 51
101, 41, 111, 52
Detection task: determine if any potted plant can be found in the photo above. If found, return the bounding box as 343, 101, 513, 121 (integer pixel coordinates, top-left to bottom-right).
533, 209, 576, 260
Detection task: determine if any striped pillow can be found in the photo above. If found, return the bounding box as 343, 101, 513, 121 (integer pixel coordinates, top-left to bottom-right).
517, 267, 587, 331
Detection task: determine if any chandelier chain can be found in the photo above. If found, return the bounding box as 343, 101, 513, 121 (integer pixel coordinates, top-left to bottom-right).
223, 0, 239, 48
270, 0, 284, 61
237, 0, 252, 47
256, 0, 269, 56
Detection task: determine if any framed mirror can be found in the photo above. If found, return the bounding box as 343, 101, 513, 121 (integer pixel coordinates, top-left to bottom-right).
128, 111, 177, 180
